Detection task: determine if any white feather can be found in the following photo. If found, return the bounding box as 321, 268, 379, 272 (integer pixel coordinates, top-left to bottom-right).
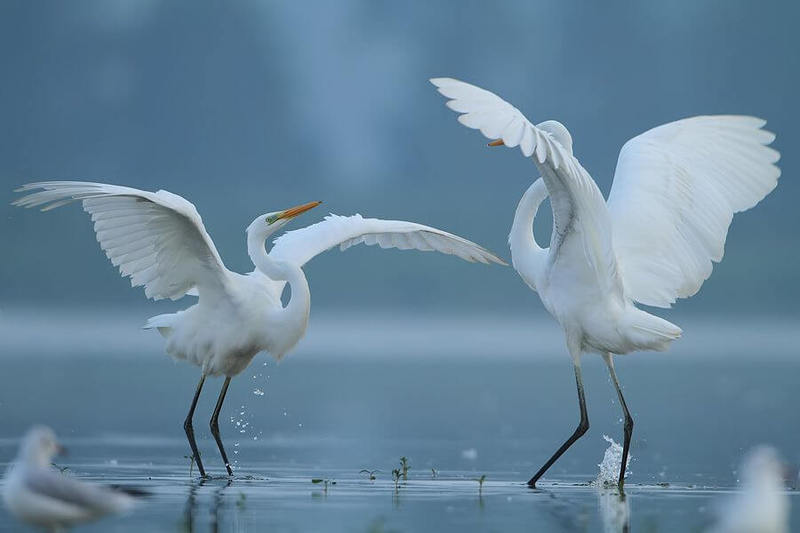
607, 116, 780, 307
270, 213, 507, 268
13, 181, 230, 301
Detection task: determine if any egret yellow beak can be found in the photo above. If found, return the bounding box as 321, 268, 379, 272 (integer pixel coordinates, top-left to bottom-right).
488, 139, 505, 147
277, 200, 322, 220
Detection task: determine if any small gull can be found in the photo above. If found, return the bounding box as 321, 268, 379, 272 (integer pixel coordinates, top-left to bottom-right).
2, 426, 142, 531
708, 446, 790, 533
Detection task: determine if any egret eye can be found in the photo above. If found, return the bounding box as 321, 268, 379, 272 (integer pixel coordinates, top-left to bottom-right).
266, 215, 279, 225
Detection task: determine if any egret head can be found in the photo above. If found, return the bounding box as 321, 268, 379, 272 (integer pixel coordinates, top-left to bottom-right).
487, 120, 573, 155
20, 425, 64, 467
246, 200, 322, 239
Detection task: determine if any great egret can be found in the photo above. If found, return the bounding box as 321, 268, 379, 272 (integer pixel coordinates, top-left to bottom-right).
13, 181, 506, 477
432, 77, 780, 488
2, 426, 142, 530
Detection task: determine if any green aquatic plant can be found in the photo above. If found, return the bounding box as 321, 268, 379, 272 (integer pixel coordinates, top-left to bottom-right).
391, 469, 401, 490
51, 463, 69, 474
311, 478, 336, 494
473, 474, 486, 494
360, 469, 379, 481
399, 456, 410, 480
430, 468, 438, 479
183, 454, 196, 477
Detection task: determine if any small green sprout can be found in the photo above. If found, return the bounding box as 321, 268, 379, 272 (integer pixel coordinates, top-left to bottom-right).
399, 456, 410, 480
360, 469, 379, 481
430, 468, 438, 479
391, 468, 402, 490
311, 478, 336, 493
183, 454, 195, 477
473, 474, 486, 494
51, 463, 69, 474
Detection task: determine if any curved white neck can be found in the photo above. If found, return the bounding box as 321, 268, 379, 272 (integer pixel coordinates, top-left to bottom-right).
508, 178, 549, 291
247, 231, 310, 325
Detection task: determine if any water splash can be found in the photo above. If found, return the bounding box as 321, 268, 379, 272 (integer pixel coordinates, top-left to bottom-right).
595, 435, 631, 486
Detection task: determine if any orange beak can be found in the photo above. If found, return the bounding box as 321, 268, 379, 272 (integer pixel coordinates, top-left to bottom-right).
488, 139, 505, 147
278, 200, 322, 220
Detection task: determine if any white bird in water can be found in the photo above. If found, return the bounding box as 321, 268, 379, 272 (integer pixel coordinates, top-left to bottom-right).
708, 446, 790, 533
13, 181, 505, 478
2, 426, 142, 531
432, 77, 780, 488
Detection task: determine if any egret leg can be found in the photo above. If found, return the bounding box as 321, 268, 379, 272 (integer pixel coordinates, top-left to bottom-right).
603, 353, 633, 489
528, 362, 589, 488
210, 377, 233, 476
184, 375, 207, 478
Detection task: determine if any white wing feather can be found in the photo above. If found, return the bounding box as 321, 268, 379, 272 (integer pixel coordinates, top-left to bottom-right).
431, 77, 622, 294
269, 213, 506, 268
607, 116, 780, 307
13, 181, 230, 301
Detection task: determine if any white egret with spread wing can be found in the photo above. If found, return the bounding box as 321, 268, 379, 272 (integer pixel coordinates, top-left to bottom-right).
432, 77, 780, 488
13, 181, 505, 477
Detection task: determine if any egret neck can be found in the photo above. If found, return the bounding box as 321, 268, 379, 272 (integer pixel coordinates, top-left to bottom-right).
247, 228, 311, 332
509, 178, 549, 292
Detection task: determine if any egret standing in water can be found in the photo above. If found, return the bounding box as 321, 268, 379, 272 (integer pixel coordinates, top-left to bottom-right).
432, 77, 780, 488
13, 181, 505, 478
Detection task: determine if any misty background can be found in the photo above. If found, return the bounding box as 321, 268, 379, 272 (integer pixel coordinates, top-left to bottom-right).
1, 5, 799, 531
0, 0, 797, 320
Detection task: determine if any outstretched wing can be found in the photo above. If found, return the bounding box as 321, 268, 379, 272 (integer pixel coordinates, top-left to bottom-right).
431, 77, 621, 294
607, 116, 780, 308
269, 213, 506, 268
14, 181, 230, 301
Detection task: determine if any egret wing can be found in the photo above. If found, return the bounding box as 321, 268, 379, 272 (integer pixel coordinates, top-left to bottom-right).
431, 77, 621, 294
14, 181, 230, 301
607, 116, 780, 307
269, 213, 506, 268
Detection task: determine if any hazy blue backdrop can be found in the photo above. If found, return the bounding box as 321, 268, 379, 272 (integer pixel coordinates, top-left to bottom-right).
1, 0, 797, 318
1, 4, 799, 531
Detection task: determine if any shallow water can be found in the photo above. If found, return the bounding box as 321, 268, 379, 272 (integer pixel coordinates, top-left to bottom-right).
0, 315, 799, 531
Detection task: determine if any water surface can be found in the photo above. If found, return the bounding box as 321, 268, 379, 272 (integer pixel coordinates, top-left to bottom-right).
1, 314, 798, 531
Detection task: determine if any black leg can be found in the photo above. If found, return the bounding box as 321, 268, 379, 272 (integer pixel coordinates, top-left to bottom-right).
210, 377, 233, 476
603, 354, 633, 489
184, 375, 207, 478
528, 363, 589, 488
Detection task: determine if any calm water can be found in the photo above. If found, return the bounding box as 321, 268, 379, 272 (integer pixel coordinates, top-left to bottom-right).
0, 315, 798, 531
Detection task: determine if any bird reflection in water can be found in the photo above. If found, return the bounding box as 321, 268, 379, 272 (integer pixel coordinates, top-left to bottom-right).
599, 490, 630, 533
181, 479, 232, 533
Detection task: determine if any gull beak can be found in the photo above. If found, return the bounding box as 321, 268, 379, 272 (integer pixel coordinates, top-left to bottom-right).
488, 139, 505, 147
278, 201, 322, 220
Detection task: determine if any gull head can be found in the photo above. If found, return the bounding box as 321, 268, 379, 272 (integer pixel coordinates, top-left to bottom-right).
19, 426, 64, 467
